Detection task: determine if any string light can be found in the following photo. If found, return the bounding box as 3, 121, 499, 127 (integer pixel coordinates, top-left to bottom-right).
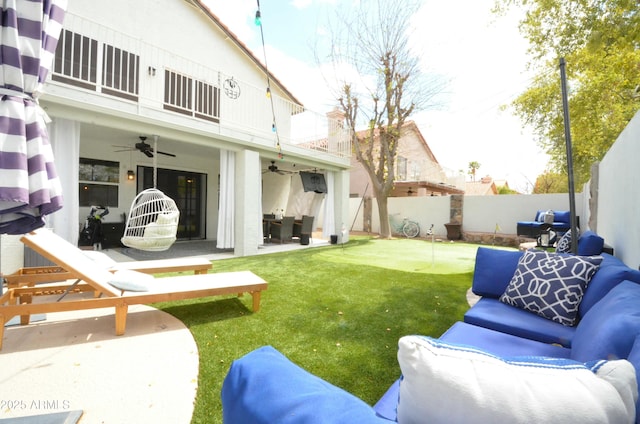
255, 0, 283, 159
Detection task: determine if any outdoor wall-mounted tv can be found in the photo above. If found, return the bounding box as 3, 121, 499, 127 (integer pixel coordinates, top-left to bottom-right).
300, 171, 327, 193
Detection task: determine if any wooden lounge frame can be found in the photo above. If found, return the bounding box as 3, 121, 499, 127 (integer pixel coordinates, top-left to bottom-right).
0, 229, 268, 351
4, 256, 213, 290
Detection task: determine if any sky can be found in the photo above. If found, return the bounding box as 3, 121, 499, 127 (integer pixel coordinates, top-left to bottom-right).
203, 0, 550, 193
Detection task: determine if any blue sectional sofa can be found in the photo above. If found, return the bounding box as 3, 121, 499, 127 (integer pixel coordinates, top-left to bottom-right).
516, 209, 572, 239
221, 236, 640, 423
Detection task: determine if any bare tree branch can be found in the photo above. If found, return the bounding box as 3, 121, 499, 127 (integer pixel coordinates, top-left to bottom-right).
321, 0, 445, 237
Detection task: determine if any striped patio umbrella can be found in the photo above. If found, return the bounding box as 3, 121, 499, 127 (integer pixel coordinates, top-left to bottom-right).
0, 0, 67, 234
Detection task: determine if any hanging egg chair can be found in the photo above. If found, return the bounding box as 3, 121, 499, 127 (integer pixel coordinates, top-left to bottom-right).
121, 136, 179, 251
121, 188, 179, 251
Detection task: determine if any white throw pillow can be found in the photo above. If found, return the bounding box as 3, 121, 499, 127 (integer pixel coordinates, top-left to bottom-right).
108, 270, 153, 293
397, 335, 637, 424
144, 215, 178, 237
156, 211, 179, 225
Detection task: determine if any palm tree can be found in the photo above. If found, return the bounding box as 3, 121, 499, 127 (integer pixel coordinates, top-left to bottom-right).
468, 161, 481, 181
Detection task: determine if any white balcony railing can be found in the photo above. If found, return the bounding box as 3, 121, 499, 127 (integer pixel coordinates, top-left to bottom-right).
51, 12, 351, 158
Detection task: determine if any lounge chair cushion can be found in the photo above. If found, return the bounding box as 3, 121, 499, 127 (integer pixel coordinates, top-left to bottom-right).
108, 270, 153, 292
499, 250, 602, 326
396, 335, 637, 424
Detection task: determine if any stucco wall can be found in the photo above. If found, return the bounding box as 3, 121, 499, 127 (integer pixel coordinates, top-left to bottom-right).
348, 193, 581, 240
596, 110, 640, 268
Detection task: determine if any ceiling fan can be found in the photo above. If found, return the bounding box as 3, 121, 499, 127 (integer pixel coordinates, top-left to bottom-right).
114, 136, 176, 158
263, 160, 293, 175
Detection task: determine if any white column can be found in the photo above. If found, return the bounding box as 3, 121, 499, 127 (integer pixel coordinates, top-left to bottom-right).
335, 170, 350, 243
47, 118, 81, 244
217, 150, 235, 249
234, 149, 261, 256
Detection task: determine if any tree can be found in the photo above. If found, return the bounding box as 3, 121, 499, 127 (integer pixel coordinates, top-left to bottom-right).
468, 161, 481, 181
497, 185, 518, 195
495, 0, 640, 186
533, 170, 568, 194
324, 0, 444, 238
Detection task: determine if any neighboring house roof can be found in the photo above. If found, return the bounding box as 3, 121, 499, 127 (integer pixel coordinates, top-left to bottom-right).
465, 176, 498, 195
190, 0, 303, 107
393, 180, 465, 196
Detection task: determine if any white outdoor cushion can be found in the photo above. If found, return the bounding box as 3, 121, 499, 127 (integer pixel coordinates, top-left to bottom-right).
396, 335, 637, 424
108, 270, 153, 292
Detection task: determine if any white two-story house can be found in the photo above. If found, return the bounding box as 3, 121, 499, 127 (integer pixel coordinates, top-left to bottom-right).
36, 0, 350, 258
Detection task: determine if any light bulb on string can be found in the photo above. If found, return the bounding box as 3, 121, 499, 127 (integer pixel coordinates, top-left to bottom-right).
272, 122, 276, 132
254, 10, 261, 26
266, 87, 271, 98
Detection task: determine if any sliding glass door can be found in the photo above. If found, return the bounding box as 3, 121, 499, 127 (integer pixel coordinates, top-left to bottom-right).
139, 166, 206, 240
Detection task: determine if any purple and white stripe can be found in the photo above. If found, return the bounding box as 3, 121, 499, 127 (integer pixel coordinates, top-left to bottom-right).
0, 0, 67, 234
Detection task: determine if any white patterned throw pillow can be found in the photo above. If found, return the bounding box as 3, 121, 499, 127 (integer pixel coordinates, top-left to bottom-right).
556, 229, 577, 253
499, 250, 602, 326
396, 335, 637, 424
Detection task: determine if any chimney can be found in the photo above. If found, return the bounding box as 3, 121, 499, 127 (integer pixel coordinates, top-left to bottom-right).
326, 106, 345, 127
326, 107, 346, 155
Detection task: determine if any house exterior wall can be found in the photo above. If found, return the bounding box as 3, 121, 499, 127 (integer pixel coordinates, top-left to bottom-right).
394, 130, 445, 183
24, 0, 352, 259
65, 0, 273, 93
349, 124, 447, 197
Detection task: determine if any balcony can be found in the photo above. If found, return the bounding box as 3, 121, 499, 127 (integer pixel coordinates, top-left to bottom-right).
47, 12, 351, 159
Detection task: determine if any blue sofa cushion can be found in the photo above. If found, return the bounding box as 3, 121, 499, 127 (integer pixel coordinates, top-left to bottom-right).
578, 230, 605, 256
556, 230, 604, 255
221, 346, 391, 424
623, 335, 640, 424
571, 281, 640, 364
471, 247, 523, 298
553, 210, 571, 223
396, 335, 636, 424
373, 380, 400, 422
500, 250, 602, 326
579, 254, 640, 317
517, 210, 572, 238
464, 297, 576, 347
441, 321, 571, 358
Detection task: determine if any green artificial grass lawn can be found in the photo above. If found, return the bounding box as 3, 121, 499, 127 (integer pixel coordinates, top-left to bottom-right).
155, 236, 493, 424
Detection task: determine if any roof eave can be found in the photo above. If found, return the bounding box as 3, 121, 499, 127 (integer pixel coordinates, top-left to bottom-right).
191, 0, 304, 107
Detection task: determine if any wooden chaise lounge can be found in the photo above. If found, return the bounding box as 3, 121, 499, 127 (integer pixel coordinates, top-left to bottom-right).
0, 229, 268, 351
4, 231, 213, 291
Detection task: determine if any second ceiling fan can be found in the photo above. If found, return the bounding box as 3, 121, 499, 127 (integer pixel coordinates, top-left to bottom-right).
134, 136, 176, 158
263, 160, 294, 175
